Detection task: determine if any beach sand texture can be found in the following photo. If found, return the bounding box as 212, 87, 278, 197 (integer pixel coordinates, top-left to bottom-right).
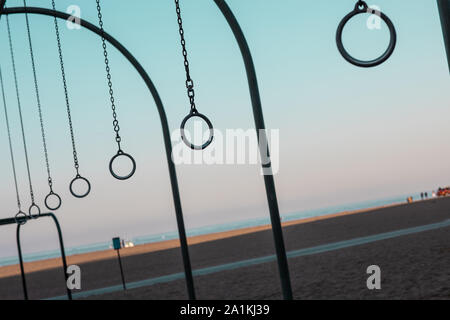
1, 197, 450, 300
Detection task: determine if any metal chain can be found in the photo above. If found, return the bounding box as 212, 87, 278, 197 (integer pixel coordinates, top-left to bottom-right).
174, 0, 197, 113
0, 66, 22, 210
51, 0, 80, 174
96, 0, 122, 150
6, 14, 36, 204
23, 0, 54, 190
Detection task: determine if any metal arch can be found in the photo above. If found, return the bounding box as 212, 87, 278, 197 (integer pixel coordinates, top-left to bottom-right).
11, 213, 71, 300
0, 6, 196, 300
2, 1, 294, 300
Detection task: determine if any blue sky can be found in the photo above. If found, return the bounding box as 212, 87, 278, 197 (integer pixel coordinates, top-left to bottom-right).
0, 0, 449, 258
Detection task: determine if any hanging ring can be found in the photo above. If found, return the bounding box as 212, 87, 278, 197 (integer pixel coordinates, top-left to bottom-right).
28, 203, 41, 218
336, 1, 397, 68
109, 150, 137, 180
69, 174, 91, 198
180, 111, 214, 150
45, 191, 62, 211
15, 211, 28, 225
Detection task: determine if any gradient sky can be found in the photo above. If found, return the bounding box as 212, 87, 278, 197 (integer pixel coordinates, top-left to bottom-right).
0, 0, 449, 258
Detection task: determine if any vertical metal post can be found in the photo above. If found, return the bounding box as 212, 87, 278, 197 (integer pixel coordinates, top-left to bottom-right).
49, 213, 72, 300
437, 0, 450, 71
116, 249, 127, 290
16, 224, 28, 300
214, 0, 293, 300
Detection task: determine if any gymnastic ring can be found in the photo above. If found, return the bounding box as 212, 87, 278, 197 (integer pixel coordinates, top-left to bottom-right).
336, 1, 397, 68
180, 110, 214, 150
109, 150, 137, 180
69, 174, 91, 198
28, 203, 41, 219
45, 191, 62, 211
15, 211, 28, 225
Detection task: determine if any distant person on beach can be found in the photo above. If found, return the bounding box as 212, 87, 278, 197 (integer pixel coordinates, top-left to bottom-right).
425, 192, 428, 199
421, 192, 424, 200
432, 191, 436, 198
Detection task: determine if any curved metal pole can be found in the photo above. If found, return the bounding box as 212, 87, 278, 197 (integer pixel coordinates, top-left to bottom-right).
438, 0, 450, 72
48, 213, 72, 300
16, 213, 72, 300
213, 0, 293, 300
1, 7, 196, 300
16, 224, 28, 300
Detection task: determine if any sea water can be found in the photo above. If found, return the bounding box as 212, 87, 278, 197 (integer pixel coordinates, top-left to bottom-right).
0, 193, 422, 267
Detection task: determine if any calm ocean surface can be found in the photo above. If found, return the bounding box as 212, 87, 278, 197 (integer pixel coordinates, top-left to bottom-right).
0, 193, 423, 266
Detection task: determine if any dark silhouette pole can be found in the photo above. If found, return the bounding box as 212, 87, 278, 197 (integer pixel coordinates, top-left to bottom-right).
116, 249, 127, 290
0, 6, 196, 300
16, 224, 27, 300
213, 0, 293, 300
438, 0, 450, 71
112, 237, 127, 290
0, 0, 6, 14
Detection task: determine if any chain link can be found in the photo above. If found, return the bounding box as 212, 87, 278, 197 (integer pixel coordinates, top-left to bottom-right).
96, 0, 122, 149
0, 66, 22, 210
51, 0, 80, 173
23, 0, 54, 191
6, 13, 35, 204
175, 0, 197, 113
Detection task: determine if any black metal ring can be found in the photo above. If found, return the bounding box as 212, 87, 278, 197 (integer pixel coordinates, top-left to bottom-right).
180, 111, 214, 150
69, 174, 91, 198
45, 191, 62, 211
336, 2, 397, 68
15, 211, 28, 225
28, 203, 41, 218
109, 150, 136, 180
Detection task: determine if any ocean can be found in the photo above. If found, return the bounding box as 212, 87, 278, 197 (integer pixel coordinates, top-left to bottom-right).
0, 193, 423, 267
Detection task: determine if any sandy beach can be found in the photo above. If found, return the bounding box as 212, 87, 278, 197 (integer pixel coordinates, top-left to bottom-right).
1, 197, 450, 300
